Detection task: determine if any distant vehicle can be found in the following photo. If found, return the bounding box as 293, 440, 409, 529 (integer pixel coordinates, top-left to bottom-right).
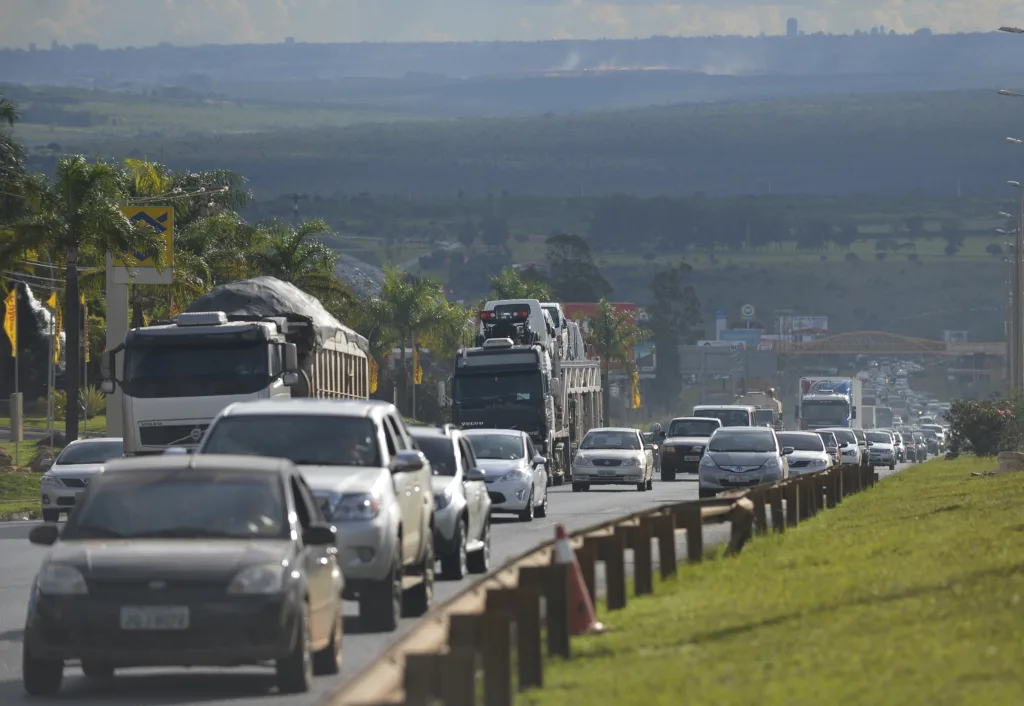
814, 430, 841, 465
692, 404, 756, 428
876, 407, 894, 428
698, 427, 792, 498
819, 427, 861, 466
39, 438, 124, 523
775, 432, 831, 476
570, 427, 654, 492
866, 430, 897, 470
796, 377, 862, 430
659, 417, 722, 481
920, 424, 947, 450
22, 455, 343, 696
464, 429, 550, 519
408, 425, 492, 580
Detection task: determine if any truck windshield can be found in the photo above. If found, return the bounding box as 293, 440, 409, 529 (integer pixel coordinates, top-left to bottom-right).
201, 415, 381, 467
802, 400, 849, 424
668, 419, 719, 437
123, 340, 271, 398
454, 372, 541, 409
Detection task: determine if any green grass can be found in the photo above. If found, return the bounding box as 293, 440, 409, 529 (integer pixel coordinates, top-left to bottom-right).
522, 456, 1024, 706
0, 467, 41, 519
0, 415, 107, 432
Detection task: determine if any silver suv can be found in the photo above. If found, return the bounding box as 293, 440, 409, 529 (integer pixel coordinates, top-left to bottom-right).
408, 425, 492, 580
197, 399, 435, 633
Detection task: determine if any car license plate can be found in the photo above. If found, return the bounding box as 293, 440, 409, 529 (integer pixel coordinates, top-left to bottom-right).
684, 455, 700, 462
120, 606, 190, 631
598, 470, 616, 476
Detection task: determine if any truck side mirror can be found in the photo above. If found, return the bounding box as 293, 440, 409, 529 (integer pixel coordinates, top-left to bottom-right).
100, 350, 117, 393
283, 343, 299, 372
852, 406, 857, 419
550, 378, 561, 398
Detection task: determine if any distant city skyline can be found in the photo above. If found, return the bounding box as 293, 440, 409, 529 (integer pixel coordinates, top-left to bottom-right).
0, 0, 1006, 50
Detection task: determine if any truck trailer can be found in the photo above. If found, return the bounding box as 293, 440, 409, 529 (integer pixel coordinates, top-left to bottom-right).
101, 276, 369, 455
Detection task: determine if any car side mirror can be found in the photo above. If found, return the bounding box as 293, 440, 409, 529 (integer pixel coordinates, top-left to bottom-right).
392, 449, 426, 474
30, 524, 60, 546
549, 378, 561, 399
302, 523, 337, 546
781, 447, 795, 456
644, 443, 655, 451
867, 442, 874, 447
532, 455, 547, 467
465, 467, 486, 482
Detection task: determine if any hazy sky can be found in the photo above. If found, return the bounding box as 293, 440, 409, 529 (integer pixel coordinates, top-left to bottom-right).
1, 0, 1019, 48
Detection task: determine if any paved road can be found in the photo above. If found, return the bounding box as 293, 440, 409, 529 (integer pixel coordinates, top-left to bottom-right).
0, 461, 913, 704
0, 477, 709, 705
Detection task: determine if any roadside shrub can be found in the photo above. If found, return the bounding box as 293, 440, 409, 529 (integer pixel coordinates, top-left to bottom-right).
52, 387, 107, 422
945, 398, 1012, 458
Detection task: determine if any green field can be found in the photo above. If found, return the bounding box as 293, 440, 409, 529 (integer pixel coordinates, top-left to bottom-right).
523, 456, 1024, 706
0, 465, 41, 521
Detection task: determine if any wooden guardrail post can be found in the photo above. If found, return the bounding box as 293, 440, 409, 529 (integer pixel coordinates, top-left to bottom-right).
520, 564, 571, 660
510, 571, 544, 690
578, 537, 599, 602
632, 518, 655, 596
724, 497, 755, 557
678, 504, 704, 562
601, 530, 628, 610
769, 485, 785, 533
835, 465, 845, 503
438, 648, 479, 706
784, 481, 800, 527
797, 477, 812, 521
809, 474, 821, 516
653, 513, 677, 579
825, 469, 837, 508
752, 488, 769, 536
482, 591, 515, 706
404, 653, 441, 706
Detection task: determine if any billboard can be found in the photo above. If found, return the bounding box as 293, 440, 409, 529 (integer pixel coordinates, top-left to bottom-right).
779, 315, 828, 335
564, 302, 652, 372
720, 329, 763, 349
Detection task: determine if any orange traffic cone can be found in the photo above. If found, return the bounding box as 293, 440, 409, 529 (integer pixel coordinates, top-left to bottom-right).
552, 524, 605, 635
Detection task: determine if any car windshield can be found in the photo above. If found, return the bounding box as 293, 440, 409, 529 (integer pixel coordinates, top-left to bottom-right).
64, 470, 288, 540
776, 433, 825, 452
867, 432, 892, 443
825, 429, 857, 445
581, 431, 641, 450
201, 415, 381, 467
55, 440, 124, 465
467, 433, 525, 460
709, 430, 776, 453
669, 419, 720, 437
816, 432, 838, 448
693, 409, 751, 427
413, 435, 457, 476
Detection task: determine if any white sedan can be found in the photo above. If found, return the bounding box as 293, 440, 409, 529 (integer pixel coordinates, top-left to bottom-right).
571, 427, 654, 492
464, 429, 549, 522
40, 437, 124, 523
775, 432, 831, 477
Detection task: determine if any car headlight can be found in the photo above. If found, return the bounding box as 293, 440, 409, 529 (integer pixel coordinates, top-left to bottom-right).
434, 486, 454, 509
36, 564, 88, 595
499, 468, 531, 482
40, 475, 63, 488
808, 459, 828, 469
622, 457, 640, 467
574, 455, 591, 466
699, 455, 717, 468
227, 562, 289, 594
319, 492, 381, 521
762, 456, 781, 468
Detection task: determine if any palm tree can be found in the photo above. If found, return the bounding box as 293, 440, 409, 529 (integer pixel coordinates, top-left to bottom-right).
252, 219, 353, 312
588, 298, 649, 423
489, 267, 552, 301
0, 95, 26, 232
10, 156, 164, 441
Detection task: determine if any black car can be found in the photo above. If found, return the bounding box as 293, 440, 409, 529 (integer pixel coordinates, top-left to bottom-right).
22, 454, 344, 696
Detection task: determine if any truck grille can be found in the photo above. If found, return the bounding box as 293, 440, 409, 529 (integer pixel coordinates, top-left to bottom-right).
138, 424, 209, 447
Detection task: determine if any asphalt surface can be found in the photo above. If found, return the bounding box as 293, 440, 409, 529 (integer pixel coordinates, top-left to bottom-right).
0, 461, 914, 705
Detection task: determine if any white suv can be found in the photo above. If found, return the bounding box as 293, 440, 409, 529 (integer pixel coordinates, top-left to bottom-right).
197, 399, 435, 633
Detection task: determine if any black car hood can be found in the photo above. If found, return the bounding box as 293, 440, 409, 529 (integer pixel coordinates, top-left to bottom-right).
47, 539, 293, 582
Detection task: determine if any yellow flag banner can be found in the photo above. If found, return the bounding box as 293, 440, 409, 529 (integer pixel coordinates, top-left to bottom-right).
83, 301, 90, 363
369, 356, 379, 393
143, 312, 150, 327
46, 291, 57, 308
631, 370, 641, 409
170, 302, 180, 319
413, 346, 423, 385
53, 307, 62, 364
3, 289, 15, 357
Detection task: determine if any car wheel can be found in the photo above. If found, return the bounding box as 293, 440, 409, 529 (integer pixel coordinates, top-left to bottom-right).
81, 661, 115, 679
360, 556, 402, 633
467, 519, 490, 574
440, 519, 468, 580
581, 483, 591, 491
275, 603, 313, 694
22, 641, 63, 696
699, 488, 717, 498
403, 537, 434, 618
552, 472, 564, 487
636, 481, 646, 492
889, 464, 895, 470
571, 482, 583, 492
646, 477, 654, 490
42, 509, 60, 523
518, 487, 535, 522
536, 484, 549, 518
312, 609, 343, 675
662, 468, 675, 482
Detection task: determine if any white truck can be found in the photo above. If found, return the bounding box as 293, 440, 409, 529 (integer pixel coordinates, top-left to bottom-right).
101, 276, 370, 455
795, 376, 863, 431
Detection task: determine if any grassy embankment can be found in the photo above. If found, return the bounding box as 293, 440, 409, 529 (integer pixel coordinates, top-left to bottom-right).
0, 414, 107, 431
0, 440, 64, 521
523, 456, 1024, 706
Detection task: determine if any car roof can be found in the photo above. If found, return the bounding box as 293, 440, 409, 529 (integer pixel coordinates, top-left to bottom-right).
777, 431, 821, 437
711, 426, 773, 434
408, 425, 458, 439
669, 417, 721, 424
586, 427, 640, 434
62, 437, 123, 447
217, 398, 398, 419
99, 454, 295, 477
693, 405, 755, 410
462, 428, 525, 438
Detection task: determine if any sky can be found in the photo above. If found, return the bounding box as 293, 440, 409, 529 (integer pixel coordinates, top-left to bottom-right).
1, 0, 1021, 48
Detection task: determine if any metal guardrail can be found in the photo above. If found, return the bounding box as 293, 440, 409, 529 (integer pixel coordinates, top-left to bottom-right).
330, 463, 880, 706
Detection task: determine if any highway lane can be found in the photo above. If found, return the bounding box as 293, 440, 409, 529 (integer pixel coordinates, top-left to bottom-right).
0, 462, 913, 704
0, 477, 708, 705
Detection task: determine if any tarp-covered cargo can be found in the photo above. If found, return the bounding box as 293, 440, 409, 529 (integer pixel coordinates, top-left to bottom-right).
185, 276, 368, 356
